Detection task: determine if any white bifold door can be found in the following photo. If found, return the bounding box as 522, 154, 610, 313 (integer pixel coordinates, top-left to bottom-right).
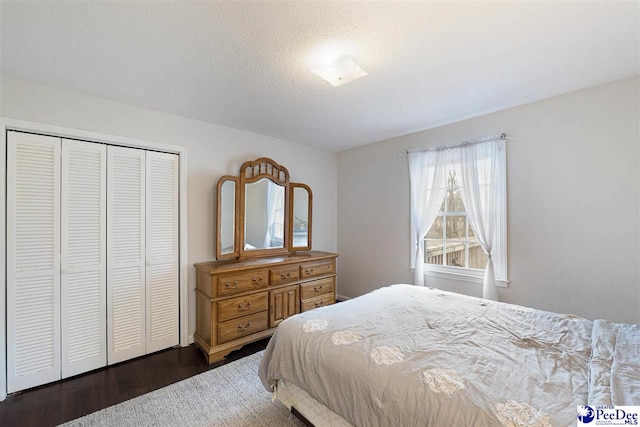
61, 140, 107, 378
7, 132, 62, 393
107, 146, 147, 363
6, 131, 179, 393
107, 147, 178, 364
107, 147, 179, 364
145, 152, 179, 354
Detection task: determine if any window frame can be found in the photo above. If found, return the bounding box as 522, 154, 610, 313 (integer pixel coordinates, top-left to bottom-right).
411, 145, 508, 287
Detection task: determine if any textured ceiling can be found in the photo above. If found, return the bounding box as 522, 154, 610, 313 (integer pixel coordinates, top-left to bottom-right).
1, 1, 638, 151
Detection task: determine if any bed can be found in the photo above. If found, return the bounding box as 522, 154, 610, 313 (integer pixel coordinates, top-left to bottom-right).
259, 284, 640, 427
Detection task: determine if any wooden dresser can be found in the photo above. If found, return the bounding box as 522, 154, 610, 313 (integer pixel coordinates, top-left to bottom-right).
194, 251, 338, 363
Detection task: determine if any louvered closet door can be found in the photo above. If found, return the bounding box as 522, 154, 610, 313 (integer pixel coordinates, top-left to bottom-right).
6, 131, 61, 393
107, 146, 146, 364
146, 152, 179, 353
61, 140, 106, 378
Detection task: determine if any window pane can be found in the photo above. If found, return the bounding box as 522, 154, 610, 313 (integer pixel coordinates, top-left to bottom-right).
468, 221, 476, 240
447, 188, 465, 212
425, 240, 444, 265
468, 241, 488, 269
445, 241, 466, 267
446, 169, 465, 212
447, 216, 466, 239
426, 216, 443, 239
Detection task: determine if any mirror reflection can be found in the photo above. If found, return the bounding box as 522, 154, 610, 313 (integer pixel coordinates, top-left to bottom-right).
292, 186, 309, 248
219, 179, 236, 255
244, 178, 285, 250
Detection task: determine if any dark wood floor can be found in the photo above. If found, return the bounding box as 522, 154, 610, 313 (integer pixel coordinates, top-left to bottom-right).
0, 339, 270, 427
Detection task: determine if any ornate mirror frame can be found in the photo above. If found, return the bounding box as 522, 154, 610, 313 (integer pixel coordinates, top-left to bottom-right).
289, 183, 312, 251
215, 157, 314, 260
215, 176, 239, 260
238, 157, 290, 259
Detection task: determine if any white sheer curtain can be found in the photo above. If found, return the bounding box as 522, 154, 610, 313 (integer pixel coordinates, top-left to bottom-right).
455, 139, 506, 301
263, 181, 279, 247
408, 150, 447, 286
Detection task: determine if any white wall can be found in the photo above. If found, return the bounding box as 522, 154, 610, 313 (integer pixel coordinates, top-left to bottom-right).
0, 75, 338, 339
338, 76, 640, 324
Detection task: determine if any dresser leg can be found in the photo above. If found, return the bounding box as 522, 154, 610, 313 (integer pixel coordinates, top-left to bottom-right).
207, 345, 244, 364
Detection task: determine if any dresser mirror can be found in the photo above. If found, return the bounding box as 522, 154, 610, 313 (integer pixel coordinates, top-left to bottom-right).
244, 178, 286, 251
216, 177, 239, 259
215, 157, 313, 260
290, 184, 312, 250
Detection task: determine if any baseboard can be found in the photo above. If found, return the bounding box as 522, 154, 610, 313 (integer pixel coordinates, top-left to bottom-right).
336, 294, 351, 302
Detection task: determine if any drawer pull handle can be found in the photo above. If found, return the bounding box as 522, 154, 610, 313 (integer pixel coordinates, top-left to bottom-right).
314, 285, 323, 292
314, 301, 324, 308
280, 272, 291, 279
238, 301, 252, 311
305, 268, 314, 274
225, 281, 239, 289
252, 277, 264, 284
237, 322, 252, 332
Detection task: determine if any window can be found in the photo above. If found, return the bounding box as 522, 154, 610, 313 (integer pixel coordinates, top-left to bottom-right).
408, 138, 508, 291
425, 168, 489, 270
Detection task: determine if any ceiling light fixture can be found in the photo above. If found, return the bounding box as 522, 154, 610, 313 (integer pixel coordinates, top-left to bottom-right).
311, 55, 368, 87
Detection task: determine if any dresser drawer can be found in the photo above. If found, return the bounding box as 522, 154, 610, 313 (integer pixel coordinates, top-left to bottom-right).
217, 292, 268, 322
301, 293, 335, 312
270, 264, 300, 286
216, 269, 269, 296
300, 259, 335, 279
217, 311, 269, 344
300, 277, 335, 300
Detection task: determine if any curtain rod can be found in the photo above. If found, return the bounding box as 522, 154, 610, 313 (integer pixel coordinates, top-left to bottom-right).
397, 132, 511, 156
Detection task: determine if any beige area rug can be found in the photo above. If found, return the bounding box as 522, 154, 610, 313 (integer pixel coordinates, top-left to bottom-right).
61, 351, 304, 427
